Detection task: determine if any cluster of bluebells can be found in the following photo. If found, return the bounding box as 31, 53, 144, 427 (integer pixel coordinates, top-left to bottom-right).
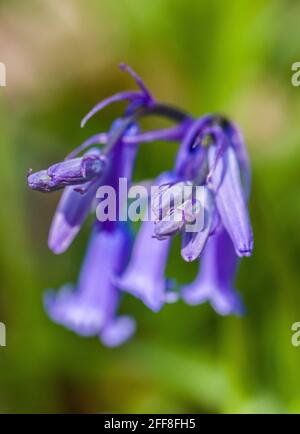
27, 64, 253, 347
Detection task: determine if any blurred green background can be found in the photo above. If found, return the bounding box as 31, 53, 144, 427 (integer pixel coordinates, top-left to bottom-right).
0, 0, 300, 413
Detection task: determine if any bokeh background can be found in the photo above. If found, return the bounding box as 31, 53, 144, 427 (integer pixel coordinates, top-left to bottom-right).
0, 0, 300, 413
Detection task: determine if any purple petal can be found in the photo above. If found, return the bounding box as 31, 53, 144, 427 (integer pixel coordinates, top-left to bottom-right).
48, 179, 100, 254
181, 189, 214, 262
225, 121, 251, 199
174, 115, 213, 180
181, 227, 244, 316
44, 285, 105, 337
115, 219, 171, 312
152, 180, 192, 220
208, 145, 253, 257
154, 208, 185, 240
100, 316, 136, 347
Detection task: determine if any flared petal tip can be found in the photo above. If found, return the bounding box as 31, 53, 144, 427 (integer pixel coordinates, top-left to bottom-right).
235, 239, 254, 257
181, 285, 209, 306
48, 212, 80, 254
115, 275, 164, 313
181, 251, 199, 263
210, 287, 245, 316
100, 316, 136, 347
181, 283, 245, 316
44, 288, 104, 337
165, 291, 179, 304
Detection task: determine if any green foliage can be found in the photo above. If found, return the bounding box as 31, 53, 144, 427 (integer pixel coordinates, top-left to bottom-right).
0, 0, 299, 413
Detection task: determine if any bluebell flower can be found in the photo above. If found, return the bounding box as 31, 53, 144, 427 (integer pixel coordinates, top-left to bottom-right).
28, 63, 254, 345
207, 139, 253, 257
159, 117, 253, 256
181, 227, 244, 316
115, 172, 177, 312
45, 224, 136, 346
115, 219, 172, 312
45, 115, 141, 342
153, 117, 253, 313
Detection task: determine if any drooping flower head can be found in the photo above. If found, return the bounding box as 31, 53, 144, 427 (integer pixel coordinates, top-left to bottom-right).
27, 64, 253, 346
